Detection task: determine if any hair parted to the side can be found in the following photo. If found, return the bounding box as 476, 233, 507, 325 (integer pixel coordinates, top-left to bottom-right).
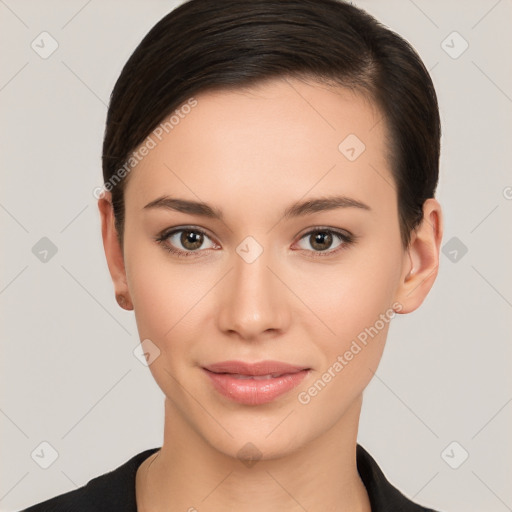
102, 0, 441, 251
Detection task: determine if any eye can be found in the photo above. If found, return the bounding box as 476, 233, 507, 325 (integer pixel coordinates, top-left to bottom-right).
155, 226, 218, 258
294, 228, 355, 257
155, 226, 356, 259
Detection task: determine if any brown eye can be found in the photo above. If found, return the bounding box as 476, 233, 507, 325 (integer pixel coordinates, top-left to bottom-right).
295, 228, 354, 257
180, 229, 204, 251
309, 231, 334, 251
156, 226, 217, 258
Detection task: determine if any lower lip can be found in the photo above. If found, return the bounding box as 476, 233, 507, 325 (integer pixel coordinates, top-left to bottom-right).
203, 369, 310, 405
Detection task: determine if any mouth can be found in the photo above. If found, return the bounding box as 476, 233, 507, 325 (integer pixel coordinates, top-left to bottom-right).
221, 373, 291, 380
202, 360, 311, 405
204, 360, 310, 376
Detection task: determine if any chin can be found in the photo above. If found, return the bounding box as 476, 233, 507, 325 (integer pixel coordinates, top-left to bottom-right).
211, 430, 307, 464
192, 409, 316, 464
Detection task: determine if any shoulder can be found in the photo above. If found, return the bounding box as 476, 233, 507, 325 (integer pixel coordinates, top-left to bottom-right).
356, 444, 443, 512
20, 448, 160, 512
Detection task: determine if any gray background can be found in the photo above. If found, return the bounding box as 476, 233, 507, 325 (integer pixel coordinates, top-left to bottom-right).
1, 1, 511, 511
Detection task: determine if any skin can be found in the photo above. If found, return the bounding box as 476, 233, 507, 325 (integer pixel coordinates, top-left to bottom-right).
98, 76, 443, 512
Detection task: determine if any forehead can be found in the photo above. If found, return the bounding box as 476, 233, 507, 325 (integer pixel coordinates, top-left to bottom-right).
125, 76, 394, 220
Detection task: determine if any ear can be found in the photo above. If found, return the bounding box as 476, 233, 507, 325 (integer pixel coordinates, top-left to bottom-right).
97, 191, 133, 310
394, 198, 444, 314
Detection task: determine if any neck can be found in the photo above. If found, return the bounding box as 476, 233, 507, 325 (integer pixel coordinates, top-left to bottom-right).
136, 395, 371, 512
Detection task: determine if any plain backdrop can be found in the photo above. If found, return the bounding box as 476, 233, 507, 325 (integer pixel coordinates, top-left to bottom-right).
1, 1, 511, 511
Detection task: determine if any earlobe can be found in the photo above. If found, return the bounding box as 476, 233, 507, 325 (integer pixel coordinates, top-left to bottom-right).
394, 198, 444, 314
97, 192, 133, 310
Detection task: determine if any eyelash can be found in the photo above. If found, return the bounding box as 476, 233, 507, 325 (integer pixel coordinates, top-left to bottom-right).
154, 226, 356, 259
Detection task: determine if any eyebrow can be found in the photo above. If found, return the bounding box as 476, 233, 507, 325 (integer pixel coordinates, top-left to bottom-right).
143, 194, 371, 220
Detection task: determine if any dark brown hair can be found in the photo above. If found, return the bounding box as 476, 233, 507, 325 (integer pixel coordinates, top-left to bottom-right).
102, 0, 440, 250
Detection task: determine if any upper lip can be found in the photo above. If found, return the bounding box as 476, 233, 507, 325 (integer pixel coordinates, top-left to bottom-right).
203, 360, 310, 376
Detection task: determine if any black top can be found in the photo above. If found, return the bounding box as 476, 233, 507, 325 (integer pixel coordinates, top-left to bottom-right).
21, 444, 441, 511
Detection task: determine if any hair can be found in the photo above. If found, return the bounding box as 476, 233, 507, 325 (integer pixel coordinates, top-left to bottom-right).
102, 0, 440, 250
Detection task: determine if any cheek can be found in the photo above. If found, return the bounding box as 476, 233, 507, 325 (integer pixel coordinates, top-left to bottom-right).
125, 255, 184, 391
126, 256, 200, 400
297, 244, 400, 398
297, 254, 398, 347
124, 234, 202, 338
124, 241, 216, 390
292, 275, 393, 442
295, 263, 397, 411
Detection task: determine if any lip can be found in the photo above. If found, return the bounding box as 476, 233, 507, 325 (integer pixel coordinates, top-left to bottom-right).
202, 360, 311, 405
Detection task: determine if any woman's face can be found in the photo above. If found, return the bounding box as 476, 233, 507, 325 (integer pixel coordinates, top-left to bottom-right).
103, 77, 432, 460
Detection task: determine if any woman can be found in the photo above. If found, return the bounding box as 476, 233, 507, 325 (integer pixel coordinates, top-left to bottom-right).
23, 0, 444, 510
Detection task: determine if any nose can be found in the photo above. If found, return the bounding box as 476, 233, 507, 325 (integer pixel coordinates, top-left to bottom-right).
216, 245, 291, 342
